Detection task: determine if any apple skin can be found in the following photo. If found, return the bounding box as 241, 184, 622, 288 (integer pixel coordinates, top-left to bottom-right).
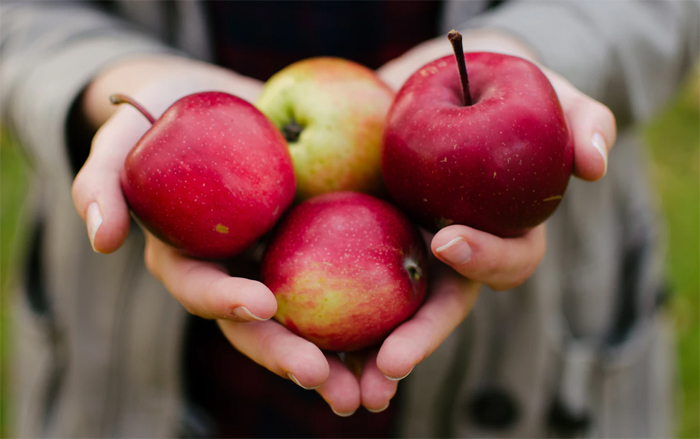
382, 52, 574, 237
256, 57, 395, 201
121, 92, 296, 259
261, 192, 428, 352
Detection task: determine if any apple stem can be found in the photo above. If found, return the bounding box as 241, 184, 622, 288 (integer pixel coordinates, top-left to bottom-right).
282, 120, 304, 143
110, 93, 156, 124
447, 30, 472, 107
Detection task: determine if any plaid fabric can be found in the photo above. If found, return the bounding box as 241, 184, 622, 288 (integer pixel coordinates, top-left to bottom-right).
184, 2, 442, 437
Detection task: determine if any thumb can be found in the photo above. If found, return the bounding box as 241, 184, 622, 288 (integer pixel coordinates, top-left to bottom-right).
71, 104, 152, 253
430, 224, 546, 291
566, 92, 617, 181
545, 70, 617, 182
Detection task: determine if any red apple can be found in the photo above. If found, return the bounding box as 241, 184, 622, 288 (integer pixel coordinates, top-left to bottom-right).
256, 58, 395, 201
382, 32, 573, 237
261, 192, 428, 352
115, 91, 295, 259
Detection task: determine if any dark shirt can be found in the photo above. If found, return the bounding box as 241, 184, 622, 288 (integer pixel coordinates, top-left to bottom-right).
208, 0, 442, 81
184, 2, 442, 437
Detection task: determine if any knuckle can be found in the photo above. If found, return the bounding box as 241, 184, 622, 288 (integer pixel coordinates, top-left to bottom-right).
202, 276, 234, 318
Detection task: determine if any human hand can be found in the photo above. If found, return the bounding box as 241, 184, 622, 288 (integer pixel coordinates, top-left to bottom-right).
70, 55, 350, 413
378, 28, 616, 283
302, 222, 547, 415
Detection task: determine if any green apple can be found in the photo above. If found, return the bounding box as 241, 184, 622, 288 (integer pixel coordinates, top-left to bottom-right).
256, 57, 395, 200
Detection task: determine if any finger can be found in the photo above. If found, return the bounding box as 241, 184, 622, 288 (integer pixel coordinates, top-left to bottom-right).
316, 355, 362, 417
377, 267, 479, 380
567, 95, 616, 181
71, 106, 152, 253
431, 224, 546, 291
217, 319, 330, 390
359, 351, 398, 413
145, 234, 277, 321
546, 72, 617, 181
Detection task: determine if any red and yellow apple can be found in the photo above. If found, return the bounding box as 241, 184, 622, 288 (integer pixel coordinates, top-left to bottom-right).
261, 192, 428, 352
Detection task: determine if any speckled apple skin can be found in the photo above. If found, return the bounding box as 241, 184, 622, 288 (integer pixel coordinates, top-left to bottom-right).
261, 192, 428, 352
382, 53, 574, 237
257, 58, 395, 201
121, 92, 296, 259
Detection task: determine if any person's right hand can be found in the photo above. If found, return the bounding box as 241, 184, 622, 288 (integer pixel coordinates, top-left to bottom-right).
69, 55, 348, 413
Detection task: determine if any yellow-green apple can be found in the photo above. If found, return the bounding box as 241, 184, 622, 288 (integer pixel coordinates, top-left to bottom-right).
114, 91, 295, 259
382, 31, 574, 237
261, 192, 428, 352
256, 58, 395, 201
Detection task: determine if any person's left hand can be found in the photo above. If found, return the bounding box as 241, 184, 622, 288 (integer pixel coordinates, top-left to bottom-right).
346, 29, 617, 414
332, 223, 545, 414
377, 28, 616, 283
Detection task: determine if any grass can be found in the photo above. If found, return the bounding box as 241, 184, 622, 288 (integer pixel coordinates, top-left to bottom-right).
0, 129, 32, 438
0, 73, 698, 438
645, 68, 700, 438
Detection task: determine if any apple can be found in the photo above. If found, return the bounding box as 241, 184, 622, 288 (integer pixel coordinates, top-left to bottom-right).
261, 192, 428, 352
382, 31, 574, 237
256, 57, 395, 201
113, 91, 296, 259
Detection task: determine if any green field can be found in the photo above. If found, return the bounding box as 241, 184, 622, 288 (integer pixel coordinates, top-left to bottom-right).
1, 74, 698, 436
645, 69, 700, 438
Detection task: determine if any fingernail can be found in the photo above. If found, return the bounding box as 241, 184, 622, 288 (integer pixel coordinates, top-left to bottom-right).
233, 306, 267, 322
331, 407, 356, 417
384, 365, 414, 381
87, 202, 103, 253
287, 372, 320, 390
435, 236, 472, 265
591, 132, 608, 176
367, 402, 390, 413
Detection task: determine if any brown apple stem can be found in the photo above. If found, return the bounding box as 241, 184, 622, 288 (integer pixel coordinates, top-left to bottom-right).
447, 30, 472, 107
282, 120, 304, 143
110, 93, 156, 124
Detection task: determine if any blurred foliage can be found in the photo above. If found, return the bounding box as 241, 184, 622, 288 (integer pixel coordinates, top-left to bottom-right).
0, 128, 32, 438
645, 66, 700, 439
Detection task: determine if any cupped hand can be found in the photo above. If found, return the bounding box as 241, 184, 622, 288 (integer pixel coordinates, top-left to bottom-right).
338, 222, 549, 414
69, 55, 336, 398
70, 55, 372, 415
377, 28, 616, 283
348, 30, 620, 413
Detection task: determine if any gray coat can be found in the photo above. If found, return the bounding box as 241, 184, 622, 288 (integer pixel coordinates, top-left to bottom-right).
2, 1, 698, 437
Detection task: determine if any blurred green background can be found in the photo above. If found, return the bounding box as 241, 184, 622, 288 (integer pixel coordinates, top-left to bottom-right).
1, 69, 698, 436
